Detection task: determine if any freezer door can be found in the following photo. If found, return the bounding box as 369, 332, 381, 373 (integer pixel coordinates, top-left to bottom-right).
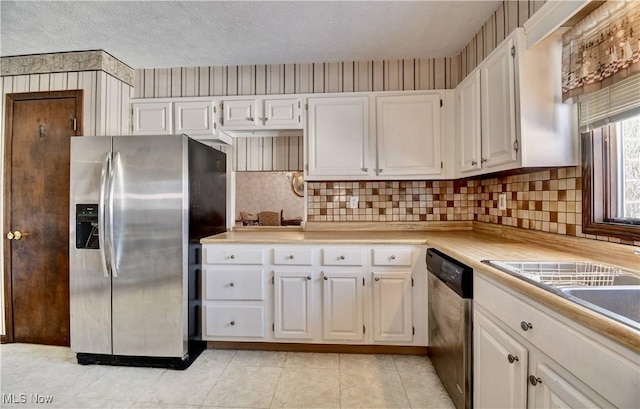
69, 136, 113, 355
111, 134, 188, 358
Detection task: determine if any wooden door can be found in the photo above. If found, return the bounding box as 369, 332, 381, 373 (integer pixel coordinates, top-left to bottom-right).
4, 90, 82, 345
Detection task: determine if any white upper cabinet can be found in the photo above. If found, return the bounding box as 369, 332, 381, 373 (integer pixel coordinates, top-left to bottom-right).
220, 97, 302, 131
307, 96, 371, 178
376, 94, 442, 177
132, 101, 172, 135
455, 28, 578, 177
131, 97, 231, 144
306, 91, 450, 181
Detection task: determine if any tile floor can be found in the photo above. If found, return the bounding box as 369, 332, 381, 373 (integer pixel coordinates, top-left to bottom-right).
0, 343, 455, 409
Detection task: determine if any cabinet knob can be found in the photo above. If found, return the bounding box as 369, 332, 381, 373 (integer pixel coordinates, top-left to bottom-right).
230, 321, 236, 326
390, 255, 396, 260
229, 282, 234, 287
307, 276, 312, 280
507, 354, 519, 364
471, 160, 478, 166
288, 255, 295, 260
520, 321, 533, 331
229, 255, 235, 260
375, 277, 380, 281
361, 167, 368, 172
339, 255, 345, 260
481, 158, 488, 163
323, 276, 328, 281
529, 375, 542, 386
249, 117, 254, 121
379, 168, 384, 173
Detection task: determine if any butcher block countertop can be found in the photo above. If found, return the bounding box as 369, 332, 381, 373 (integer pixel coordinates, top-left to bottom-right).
201, 221, 640, 352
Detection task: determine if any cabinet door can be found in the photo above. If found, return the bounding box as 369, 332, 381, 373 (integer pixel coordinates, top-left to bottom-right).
174, 100, 216, 135
132, 102, 172, 135
263, 98, 301, 127
529, 362, 605, 409
273, 270, 313, 339
456, 72, 482, 173
322, 271, 364, 341
307, 97, 371, 178
474, 308, 528, 409
480, 38, 518, 169
222, 99, 256, 127
372, 271, 412, 342
376, 94, 442, 176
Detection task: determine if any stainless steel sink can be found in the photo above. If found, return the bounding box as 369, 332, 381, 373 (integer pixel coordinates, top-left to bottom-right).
482, 260, 640, 330
560, 287, 640, 329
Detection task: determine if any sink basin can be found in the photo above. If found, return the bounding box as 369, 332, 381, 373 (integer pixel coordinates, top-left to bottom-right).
560, 287, 640, 329
482, 260, 640, 330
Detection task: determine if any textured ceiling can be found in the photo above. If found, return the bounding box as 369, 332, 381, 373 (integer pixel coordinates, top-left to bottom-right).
1, 1, 502, 69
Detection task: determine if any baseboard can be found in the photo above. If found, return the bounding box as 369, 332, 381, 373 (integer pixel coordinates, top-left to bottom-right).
207, 341, 429, 355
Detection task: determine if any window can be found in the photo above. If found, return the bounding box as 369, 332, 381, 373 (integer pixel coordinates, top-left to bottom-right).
582, 114, 640, 240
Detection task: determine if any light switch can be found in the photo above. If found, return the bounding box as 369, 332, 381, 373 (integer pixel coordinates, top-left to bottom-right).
349, 196, 359, 209
498, 193, 507, 211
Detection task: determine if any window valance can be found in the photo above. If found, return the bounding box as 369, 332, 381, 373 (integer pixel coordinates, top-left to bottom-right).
562, 0, 640, 102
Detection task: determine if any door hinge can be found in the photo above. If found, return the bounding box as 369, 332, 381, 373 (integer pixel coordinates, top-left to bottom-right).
298, 101, 301, 109
298, 115, 301, 123
272, 323, 275, 332
440, 99, 443, 107
440, 162, 444, 169
304, 164, 309, 171
213, 106, 217, 114
71, 117, 77, 131
363, 325, 366, 334
411, 278, 414, 287
513, 139, 519, 152
412, 326, 415, 335
305, 103, 309, 110
213, 122, 217, 130
271, 276, 274, 285
511, 45, 516, 57
362, 277, 365, 286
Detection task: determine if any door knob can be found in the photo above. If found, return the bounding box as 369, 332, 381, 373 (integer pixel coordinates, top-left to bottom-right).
7, 231, 28, 240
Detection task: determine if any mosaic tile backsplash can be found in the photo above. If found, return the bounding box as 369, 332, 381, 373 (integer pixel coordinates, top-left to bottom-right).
306, 166, 638, 246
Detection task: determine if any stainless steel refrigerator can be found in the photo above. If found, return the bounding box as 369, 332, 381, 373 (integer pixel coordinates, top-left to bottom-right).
69, 134, 226, 369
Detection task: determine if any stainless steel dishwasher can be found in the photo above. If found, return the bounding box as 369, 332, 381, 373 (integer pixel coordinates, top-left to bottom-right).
427, 248, 473, 409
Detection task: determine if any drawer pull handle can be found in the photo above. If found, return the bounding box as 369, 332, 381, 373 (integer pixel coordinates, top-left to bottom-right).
529, 375, 542, 386
507, 354, 519, 364
520, 321, 533, 331
229, 282, 234, 287
288, 255, 295, 259
390, 255, 396, 260
229, 255, 235, 260
339, 255, 345, 260
375, 277, 380, 281
230, 321, 235, 326
307, 276, 312, 280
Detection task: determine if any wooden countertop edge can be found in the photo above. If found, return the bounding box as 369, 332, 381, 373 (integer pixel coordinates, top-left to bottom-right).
424, 242, 640, 353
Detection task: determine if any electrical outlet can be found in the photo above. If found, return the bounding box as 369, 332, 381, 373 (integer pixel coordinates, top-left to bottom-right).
349, 196, 359, 209
498, 193, 507, 211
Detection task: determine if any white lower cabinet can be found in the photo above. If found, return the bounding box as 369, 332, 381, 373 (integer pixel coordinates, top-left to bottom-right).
273, 270, 314, 339
474, 274, 639, 409
322, 270, 364, 341
201, 244, 427, 346
372, 271, 413, 342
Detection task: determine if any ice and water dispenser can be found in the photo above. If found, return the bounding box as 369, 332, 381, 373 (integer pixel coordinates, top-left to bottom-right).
75, 204, 99, 249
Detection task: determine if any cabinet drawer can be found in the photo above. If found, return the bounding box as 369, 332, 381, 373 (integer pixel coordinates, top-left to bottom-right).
372, 248, 413, 266
204, 268, 264, 300
204, 246, 263, 264
273, 247, 313, 265
204, 305, 264, 338
322, 248, 363, 266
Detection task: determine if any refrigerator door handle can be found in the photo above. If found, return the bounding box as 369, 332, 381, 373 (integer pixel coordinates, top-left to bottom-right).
98, 152, 112, 278
108, 152, 120, 278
